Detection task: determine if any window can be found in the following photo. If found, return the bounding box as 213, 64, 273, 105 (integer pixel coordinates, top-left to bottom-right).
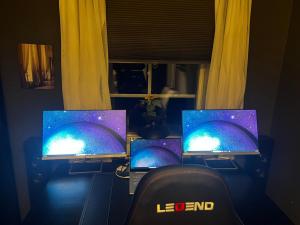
109, 62, 200, 135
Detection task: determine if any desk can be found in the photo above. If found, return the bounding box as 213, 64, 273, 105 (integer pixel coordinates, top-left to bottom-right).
79, 174, 133, 225
61, 172, 254, 225
25, 171, 253, 225
25, 170, 133, 225
24, 167, 291, 225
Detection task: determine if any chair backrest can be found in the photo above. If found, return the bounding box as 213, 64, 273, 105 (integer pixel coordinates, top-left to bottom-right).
125, 166, 243, 225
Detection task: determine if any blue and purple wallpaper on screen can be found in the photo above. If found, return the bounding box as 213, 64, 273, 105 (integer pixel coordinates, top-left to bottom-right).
43, 110, 126, 157
130, 139, 182, 169
182, 110, 258, 153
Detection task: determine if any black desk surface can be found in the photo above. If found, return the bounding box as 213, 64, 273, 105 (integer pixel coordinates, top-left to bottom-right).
26, 171, 252, 225
26, 170, 134, 225
79, 174, 133, 225
24, 166, 293, 225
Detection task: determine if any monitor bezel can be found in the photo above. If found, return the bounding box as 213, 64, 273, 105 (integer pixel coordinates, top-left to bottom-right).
181, 109, 260, 156
182, 150, 260, 157
129, 137, 182, 171
42, 153, 127, 160
42, 110, 127, 160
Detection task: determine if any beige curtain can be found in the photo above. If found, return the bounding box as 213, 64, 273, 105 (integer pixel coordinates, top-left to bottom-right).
59, 0, 111, 110
20, 44, 40, 83
39, 45, 53, 81
205, 0, 252, 109
196, 64, 210, 109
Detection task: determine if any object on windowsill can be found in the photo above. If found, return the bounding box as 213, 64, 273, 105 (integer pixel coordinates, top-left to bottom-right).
130, 95, 169, 139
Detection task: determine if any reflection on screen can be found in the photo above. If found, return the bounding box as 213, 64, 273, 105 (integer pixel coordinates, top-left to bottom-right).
43, 110, 126, 157
130, 139, 182, 170
182, 110, 258, 153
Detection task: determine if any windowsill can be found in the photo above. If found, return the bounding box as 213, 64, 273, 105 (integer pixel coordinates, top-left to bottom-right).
110, 93, 195, 98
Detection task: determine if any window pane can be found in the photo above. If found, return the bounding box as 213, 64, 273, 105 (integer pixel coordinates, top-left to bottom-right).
151, 64, 167, 94
165, 98, 195, 135
111, 97, 194, 135
152, 64, 199, 94
111, 97, 144, 132
109, 63, 148, 94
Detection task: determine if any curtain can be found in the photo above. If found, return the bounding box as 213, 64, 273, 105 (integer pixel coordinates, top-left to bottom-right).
39, 45, 53, 81
196, 64, 210, 109
59, 0, 111, 110
20, 44, 40, 84
205, 0, 252, 109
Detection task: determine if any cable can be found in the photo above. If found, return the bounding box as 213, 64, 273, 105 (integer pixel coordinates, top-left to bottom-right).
115, 162, 130, 179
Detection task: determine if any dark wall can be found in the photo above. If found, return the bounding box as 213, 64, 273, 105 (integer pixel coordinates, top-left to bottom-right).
0, 73, 20, 224
0, 0, 63, 219
0, 0, 295, 220
266, 1, 300, 224
245, 0, 293, 135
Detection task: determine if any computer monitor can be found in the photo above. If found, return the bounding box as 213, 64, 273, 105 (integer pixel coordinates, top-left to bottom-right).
42, 110, 127, 159
130, 138, 182, 170
182, 110, 259, 155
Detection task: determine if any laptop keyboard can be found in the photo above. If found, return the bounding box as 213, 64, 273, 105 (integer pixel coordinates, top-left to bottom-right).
129, 172, 146, 194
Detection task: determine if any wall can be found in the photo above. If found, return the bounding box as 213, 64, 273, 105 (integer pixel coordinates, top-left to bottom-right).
0, 74, 20, 224
0, 0, 63, 219
245, 0, 293, 135
0, 0, 296, 220
266, 1, 300, 224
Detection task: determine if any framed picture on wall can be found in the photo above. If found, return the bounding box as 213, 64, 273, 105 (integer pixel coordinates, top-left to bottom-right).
18, 43, 54, 89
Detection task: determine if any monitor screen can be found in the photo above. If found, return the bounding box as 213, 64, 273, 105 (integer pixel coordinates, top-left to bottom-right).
130, 138, 182, 170
42, 110, 126, 159
182, 110, 259, 154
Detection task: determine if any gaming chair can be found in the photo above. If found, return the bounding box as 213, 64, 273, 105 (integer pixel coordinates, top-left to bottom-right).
125, 166, 243, 225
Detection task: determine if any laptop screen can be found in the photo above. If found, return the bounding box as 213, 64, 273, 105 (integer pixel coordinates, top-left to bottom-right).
130, 138, 182, 171
182, 110, 259, 154
42, 110, 126, 159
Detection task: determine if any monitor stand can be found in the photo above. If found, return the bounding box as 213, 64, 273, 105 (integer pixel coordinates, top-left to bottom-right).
183, 156, 206, 166
204, 156, 238, 170
68, 158, 112, 175
183, 155, 238, 170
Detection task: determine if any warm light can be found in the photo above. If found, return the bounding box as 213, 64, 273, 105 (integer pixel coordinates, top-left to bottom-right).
47, 135, 85, 155
186, 134, 220, 151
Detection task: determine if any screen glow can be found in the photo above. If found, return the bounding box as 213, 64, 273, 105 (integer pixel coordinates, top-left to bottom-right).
185, 134, 220, 151
43, 110, 126, 158
130, 139, 181, 170
46, 135, 85, 155
182, 110, 259, 153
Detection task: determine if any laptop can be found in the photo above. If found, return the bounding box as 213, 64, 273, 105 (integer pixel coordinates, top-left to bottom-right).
129, 138, 182, 194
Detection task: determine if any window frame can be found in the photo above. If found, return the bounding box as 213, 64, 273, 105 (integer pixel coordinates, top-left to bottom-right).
109, 60, 209, 99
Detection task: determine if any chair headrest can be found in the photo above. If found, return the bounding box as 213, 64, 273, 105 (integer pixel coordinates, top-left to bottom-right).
126, 166, 243, 225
